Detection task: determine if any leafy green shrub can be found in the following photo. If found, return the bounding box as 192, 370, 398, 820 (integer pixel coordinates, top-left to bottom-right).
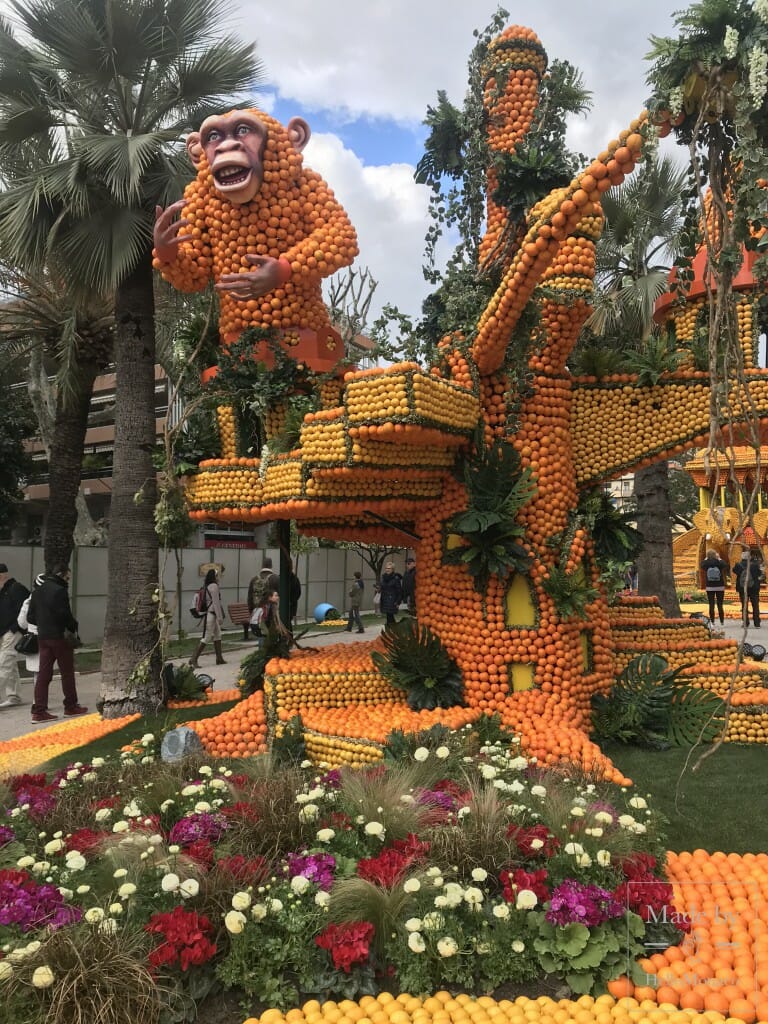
371, 619, 463, 710
591, 653, 725, 747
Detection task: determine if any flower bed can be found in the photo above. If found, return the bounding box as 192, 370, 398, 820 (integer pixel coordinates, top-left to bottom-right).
0, 722, 682, 1023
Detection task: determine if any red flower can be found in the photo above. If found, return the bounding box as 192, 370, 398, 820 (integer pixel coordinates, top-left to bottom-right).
145, 906, 217, 975
315, 921, 374, 972
507, 824, 560, 858
357, 848, 411, 887
500, 866, 549, 903
221, 801, 260, 824
64, 829, 106, 857
215, 854, 270, 884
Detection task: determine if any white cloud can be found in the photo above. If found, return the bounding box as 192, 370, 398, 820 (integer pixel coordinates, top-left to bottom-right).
305, 133, 432, 325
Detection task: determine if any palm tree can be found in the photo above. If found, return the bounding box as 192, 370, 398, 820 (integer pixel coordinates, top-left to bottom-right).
0, 0, 261, 713
0, 268, 112, 567
582, 155, 689, 616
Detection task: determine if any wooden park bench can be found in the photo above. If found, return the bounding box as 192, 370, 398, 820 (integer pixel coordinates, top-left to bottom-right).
227, 602, 251, 640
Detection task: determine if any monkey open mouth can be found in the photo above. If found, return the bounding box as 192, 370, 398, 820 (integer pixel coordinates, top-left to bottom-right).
214, 165, 251, 188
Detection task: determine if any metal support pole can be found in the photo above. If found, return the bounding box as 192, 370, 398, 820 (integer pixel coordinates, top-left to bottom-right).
277, 520, 291, 626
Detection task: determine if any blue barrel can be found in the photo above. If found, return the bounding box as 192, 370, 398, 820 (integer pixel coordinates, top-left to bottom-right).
313, 602, 340, 623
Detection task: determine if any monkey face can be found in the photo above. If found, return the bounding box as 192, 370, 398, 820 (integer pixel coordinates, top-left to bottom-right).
199, 112, 268, 204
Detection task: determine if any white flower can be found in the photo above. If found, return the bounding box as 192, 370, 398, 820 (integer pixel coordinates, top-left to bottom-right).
512, 940, 525, 953
564, 842, 584, 856
435, 746, 450, 759
364, 821, 385, 840
399, 794, 416, 805
413, 747, 430, 762
225, 910, 247, 935
507, 779, 525, 794
94, 808, 112, 823
596, 850, 612, 868
58, 887, 73, 900
570, 806, 585, 818
403, 878, 420, 893
434, 895, 448, 909
76, 885, 91, 895
31, 861, 50, 875
628, 796, 647, 810
316, 828, 335, 843
408, 931, 426, 953
85, 907, 105, 923
751, 47, 768, 105
113, 868, 128, 879
290, 875, 311, 895
464, 887, 484, 908
492, 903, 510, 920
431, 875, 444, 888
509, 756, 528, 771
405, 917, 423, 932
194, 801, 212, 814
44, 839, 64, 855
66, 854, 86, 872
209, 779, 227, 791
306, 786, 325, 801
757, 0, 768, 24
118, 883, 137, 899
231, 892, 252, 912
471, 867, 488, 882
593, 811, 613, 824
618, 814, 636, 829
529, 838, 544, 851
123, 800, 142, 818
442, 882, 464, 908
161, 873, 180, 893
32, 965, 55, 989
633, 822, 647, 834
109, 903, 123, 916
0, 961, 12, 981
314, 891, 330, 909
168, 845, 180, 854
179, 878, 199, 898
251, 903, 268, 920
585, 827, 604, 838
99, 918, 118, 935
181, 785, 200, 797
480, 764, 497, 780
723, 25, 739, 58
298, 803, 319, 822
516, 889, 538, 910
422, 912, 445, 931
91, 758, 105, 769
198, 765, 212, 776
269, 898, 284, 914
576, 853, 592, 868
425, 866, 441, 877
140, 733, 155, 746
112, 821, 130, 834
437, 936, 458, 958
16, 856, 35, 869
530, 785, 546, 798
457, 806, 470, 819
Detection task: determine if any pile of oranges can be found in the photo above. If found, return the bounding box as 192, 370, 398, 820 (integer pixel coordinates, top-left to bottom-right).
186, 690, 268, 758
0, 712, 142, 778
611, 849, 768, 1023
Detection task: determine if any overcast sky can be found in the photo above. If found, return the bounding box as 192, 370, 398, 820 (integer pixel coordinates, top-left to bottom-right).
228, 0, 684, 327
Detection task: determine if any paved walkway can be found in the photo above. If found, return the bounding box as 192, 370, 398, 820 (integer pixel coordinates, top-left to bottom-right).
0, 623, 379, 743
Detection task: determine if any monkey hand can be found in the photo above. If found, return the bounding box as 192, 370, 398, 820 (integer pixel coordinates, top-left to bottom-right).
153, 200, 192, 263
215, 254, 292, 301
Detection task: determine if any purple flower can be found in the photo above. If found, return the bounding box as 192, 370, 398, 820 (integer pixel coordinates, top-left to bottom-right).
285, 852, 336, 889
0, 877, 82, 932
546, 880, 624, 927
0, 825, 14, 847
168, 813, 228, 847
415, 788, 456, 811
320, 769, 342, 789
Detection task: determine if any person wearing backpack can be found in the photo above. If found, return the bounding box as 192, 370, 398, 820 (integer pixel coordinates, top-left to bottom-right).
189, 569, 226, 667
246, 559, 279, 638
701, 547, 728, 626
733, 548, 763, 628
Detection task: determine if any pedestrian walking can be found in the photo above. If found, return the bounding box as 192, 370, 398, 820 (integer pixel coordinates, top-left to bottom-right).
379, 562, 403, 628
189, 568, 226, 667
16, 576, 43, 690
0, 562, 29, 708
733, 549, 762, 628
701, 547, 728, 625
246, 559, 279, 637
289, 559, 302, 629
345, 572, 365, 633
402, 556, 416, 613
27, 565, 87, 722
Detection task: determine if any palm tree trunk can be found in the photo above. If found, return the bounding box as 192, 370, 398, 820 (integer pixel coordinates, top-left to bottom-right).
635, 460, 681, 617
44, 360, 100, 571
100, 254, 162, 715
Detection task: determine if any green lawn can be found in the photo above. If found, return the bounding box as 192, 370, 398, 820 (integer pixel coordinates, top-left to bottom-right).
600, 740, 768, 854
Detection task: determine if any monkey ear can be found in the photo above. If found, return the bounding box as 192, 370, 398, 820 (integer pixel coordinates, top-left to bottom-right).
186, 131, 203, 167
286, 116, 311, 153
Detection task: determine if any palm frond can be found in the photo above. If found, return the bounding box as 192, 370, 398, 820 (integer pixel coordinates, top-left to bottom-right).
73, 131, 173, 203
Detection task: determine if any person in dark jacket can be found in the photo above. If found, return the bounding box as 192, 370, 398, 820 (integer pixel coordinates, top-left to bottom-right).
733, 549, 763, 628
379, 562, 403, 628
0, 563, 29, 708
401, 556, 416, 614
701, 547, 729, 625
288, 561, 302, 629
27, 565, 87, 722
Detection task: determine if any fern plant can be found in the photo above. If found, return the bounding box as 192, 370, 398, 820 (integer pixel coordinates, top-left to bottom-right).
591, 653, 725, 747
444, 439, 536, 597
371, 620, 463, 711
542, 565, 597, 620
